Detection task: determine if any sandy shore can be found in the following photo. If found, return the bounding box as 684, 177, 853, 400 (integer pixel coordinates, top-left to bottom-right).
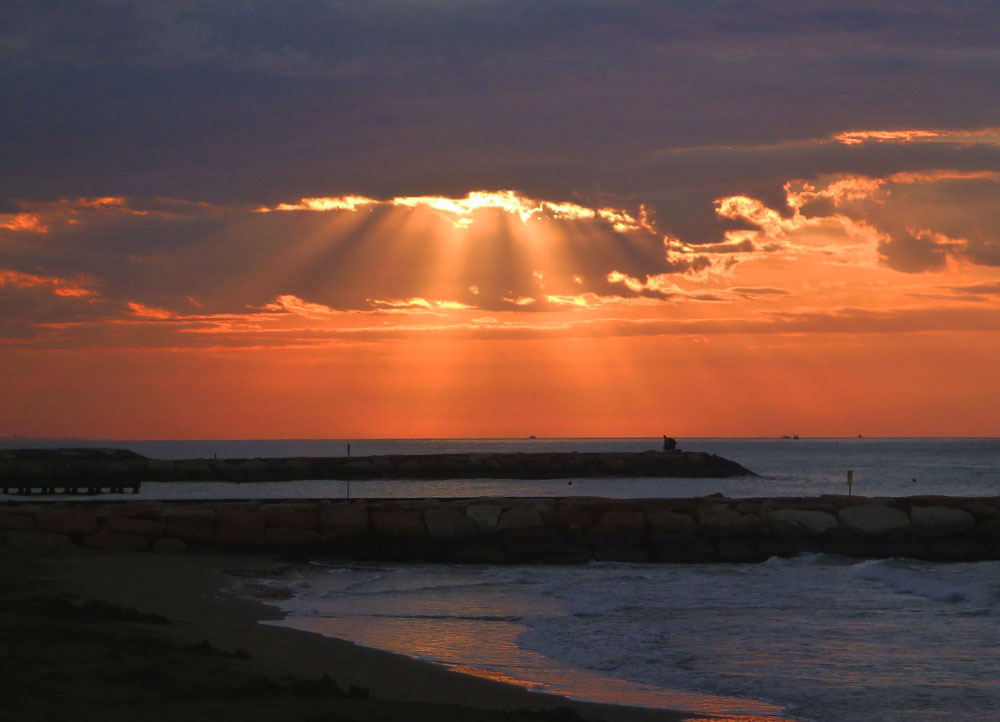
1, 548, 706, 722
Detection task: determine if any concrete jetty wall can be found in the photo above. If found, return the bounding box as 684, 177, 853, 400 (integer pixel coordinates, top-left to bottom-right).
0, 448, 751, 484
2, 495, 999, 563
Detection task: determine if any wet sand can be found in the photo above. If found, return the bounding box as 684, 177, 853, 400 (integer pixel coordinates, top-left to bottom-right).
1, 548, 701, 722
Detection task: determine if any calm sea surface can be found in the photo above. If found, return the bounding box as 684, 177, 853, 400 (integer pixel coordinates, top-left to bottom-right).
6, 437, 999, 719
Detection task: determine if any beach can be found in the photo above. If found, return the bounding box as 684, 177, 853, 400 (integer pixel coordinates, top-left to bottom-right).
1, 547, 702, 722
3, 438, 999, 720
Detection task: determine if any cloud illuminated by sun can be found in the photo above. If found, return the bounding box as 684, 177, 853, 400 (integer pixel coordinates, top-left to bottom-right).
255, 190, 650, 231
261, 294, 344, 318
368, 297, 474, 312
0, 196, 161, 236
833, 129, 941, 145
264, 196, 376, 212
0, 214, 47, 232
545, 293, 595, 308
833, 127, 1000, 147
127, 301, 176, 319
7, 162, 1000, 362
0, 269, 96, 297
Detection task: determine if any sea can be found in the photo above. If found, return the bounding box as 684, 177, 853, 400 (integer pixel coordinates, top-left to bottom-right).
4, 436, 997, 500
4, 437, 999, 721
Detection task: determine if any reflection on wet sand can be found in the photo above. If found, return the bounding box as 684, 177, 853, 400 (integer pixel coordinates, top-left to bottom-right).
274, 613, 793, 720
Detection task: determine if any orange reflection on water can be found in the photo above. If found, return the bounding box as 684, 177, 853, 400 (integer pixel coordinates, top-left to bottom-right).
445, 663, 541, 690
446, 657, 792, 720
275, 612, 794, 720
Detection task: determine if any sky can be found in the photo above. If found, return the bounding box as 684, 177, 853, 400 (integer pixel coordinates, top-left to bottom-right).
3, 1, 1000, 439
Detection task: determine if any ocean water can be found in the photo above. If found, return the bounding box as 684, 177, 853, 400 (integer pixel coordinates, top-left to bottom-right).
196, 437, 997, 721
237, 555, 1000, 722
8, 436, 998, 718
4, 437, 998, 499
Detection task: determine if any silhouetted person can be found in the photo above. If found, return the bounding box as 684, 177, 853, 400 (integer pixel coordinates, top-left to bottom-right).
662, 435, 677, 451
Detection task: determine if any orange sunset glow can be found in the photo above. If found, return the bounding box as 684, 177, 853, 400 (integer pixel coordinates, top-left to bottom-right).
4, 3, 1000, 440
7, 8, 1000, 722
4, 159, 1000, 438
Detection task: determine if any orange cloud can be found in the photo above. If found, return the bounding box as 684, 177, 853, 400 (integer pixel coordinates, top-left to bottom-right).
261, 294, 344, 318
887, 169, 1000, 185
367, 297, 474, 312
833, 129, 941, 145
501, 295, 536, 306
715, 195, 807, 236
544, 293, 597, 308
0, 214, 47, 233
256, 195, 377, 213
785, 176, 886, 208
255, 190, 647, 231
607, 270, 645, 293
391, 191, 598, 226
0, 269, 95, 297
17, 302, 1000, 353
833, 127, 1000, 147
943, 281, 1000, 296
606, 270, 710, 300
0, 196, 154, 237
126, 302, 177, 319
713, 168, 1000, 275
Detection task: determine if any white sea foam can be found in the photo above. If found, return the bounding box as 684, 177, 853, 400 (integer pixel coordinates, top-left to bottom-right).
244, 557, 1000, 722
193, 437, 1000, 721
849, 558, 1000, 612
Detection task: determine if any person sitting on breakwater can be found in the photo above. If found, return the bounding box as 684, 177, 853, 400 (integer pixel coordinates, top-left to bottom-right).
662, 435, 677, 451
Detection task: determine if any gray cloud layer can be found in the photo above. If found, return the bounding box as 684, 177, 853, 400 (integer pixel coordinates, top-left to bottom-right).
4, 1, 1000, 243
4, 0, 1000, 344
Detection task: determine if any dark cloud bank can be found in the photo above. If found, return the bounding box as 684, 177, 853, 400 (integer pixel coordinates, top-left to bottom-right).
4, 2, 1000, 225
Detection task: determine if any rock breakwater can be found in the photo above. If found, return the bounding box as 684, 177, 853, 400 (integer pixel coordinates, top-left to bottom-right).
0, 448, 751, 486
3, 495, 998, 563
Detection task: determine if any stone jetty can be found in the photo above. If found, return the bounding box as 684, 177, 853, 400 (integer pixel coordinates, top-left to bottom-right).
0, 448, 752, 487
2, 494, 998, 563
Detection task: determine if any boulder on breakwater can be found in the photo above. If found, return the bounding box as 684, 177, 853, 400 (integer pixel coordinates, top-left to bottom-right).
0, 448, 752, 485
2, 494, 998, 563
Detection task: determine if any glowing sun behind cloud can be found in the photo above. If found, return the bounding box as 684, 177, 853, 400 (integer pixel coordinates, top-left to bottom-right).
4, 170, 1000, 438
